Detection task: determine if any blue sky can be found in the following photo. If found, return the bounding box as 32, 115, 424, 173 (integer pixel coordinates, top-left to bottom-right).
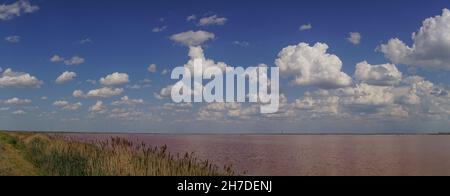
1, 0, 450, 133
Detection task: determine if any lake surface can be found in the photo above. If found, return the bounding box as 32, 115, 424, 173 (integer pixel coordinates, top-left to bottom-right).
68, 134, 450, 176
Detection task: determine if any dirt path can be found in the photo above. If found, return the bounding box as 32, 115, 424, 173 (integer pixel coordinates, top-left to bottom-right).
0, 133, 39, 176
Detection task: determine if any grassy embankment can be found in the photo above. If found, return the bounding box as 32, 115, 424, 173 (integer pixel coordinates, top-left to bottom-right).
0, 132, 235, 176
0, 132, 39, 175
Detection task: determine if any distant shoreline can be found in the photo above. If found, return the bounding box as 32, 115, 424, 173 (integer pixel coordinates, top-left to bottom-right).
1, 130, 450, 136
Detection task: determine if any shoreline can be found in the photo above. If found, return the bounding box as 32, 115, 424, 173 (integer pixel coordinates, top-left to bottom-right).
1, 130, 450, 136
3, 131, 450, 176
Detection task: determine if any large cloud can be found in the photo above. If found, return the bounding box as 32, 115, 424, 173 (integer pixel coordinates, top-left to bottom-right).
288, 73, 450, 121
379, 9, 450, 70
354, 61, 402, 86
170, 30, 215, 46
339, 83, 396, 107
156, 45, 228, 100
184, 46, 228, 76
292, 84, 402, 119
296, 83, 396, 115
0, 68, 43, 88
0, 0, 39, 21
294, 96, 340, 115
275, 42, 352, 89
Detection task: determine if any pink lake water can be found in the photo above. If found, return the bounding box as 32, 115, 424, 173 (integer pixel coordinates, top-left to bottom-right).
67, 134, 450, 176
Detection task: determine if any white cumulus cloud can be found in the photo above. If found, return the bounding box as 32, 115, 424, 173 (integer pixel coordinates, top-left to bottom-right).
87, 87, 124, 98
73, 90, 85, 98
0, 68, 43, 88
50, 55, 64, 62
156, 45, 228, 101
340, 83, 396, 107
89, 101, 106, 113
275, 42, 352, 89
379, 9, 450, 70
354, 61, 402, 86
55, 71, 77, 84
184, 46, 229, 76
154, 85, 173, 100
99, 72, 129, 86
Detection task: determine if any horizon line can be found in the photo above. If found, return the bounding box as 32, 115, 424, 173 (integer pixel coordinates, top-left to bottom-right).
2, 130, 450, 136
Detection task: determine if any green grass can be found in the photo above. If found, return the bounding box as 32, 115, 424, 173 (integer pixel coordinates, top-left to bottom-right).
0, 132, 236, 176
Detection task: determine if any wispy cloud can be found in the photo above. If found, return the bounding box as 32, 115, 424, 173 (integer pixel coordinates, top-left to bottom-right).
147, 64, 157, 73
79, 38, 92, 44
152, 26, 167, 32
233, 41, 250, 47
3, 97, 31, 105
186, 15, 196, 21
198, 15, 227, 26
50, 55, 85, 65
64, 56, 85, 65
299, 23, 312, 31
0, 0, 39, 21
53, 100, 82, 110
347, 32, 362, 45
170, 30, 215, 46
5, 35, 20, 43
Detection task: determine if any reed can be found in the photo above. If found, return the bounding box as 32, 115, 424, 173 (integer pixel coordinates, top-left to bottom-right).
24, 135, 236, 176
